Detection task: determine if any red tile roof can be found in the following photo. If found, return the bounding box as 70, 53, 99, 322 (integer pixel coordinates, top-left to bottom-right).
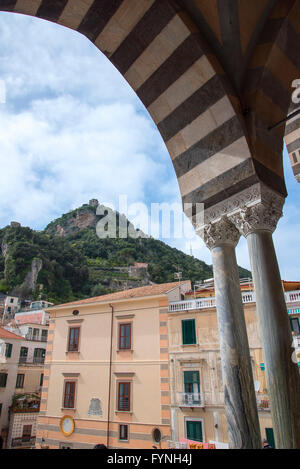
0, 327, 23, 340
52, 281, 190, 308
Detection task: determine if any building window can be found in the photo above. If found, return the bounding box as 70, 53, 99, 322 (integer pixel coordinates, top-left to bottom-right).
19, 347, 28, 364
68, 327, 80, 352
292, 152, 298, 164
182, 319, 196, 345
0, 373, 8, 388
265, 428, 276, 448
63, 381, 76, 409
290, 318, 300, 335
5, 343, 13, 358
33, 348, 45, 364
41, 330, 48, 341
152, 428, 162, 444
118, 382, 131, 411
16, 374, 25, 389
186, 419, 203, 442
22, 425, 32, 442
119, 424, 129, 441
0, 403, 2, 417
40, 373, 44, 387
119, 323, 131, 350
184, 371, 201, 405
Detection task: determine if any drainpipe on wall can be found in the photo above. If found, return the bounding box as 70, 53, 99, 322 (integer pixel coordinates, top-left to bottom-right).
107, 303, 114, 448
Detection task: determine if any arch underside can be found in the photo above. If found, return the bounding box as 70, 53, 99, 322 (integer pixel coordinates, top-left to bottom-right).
1, 0, 299, 226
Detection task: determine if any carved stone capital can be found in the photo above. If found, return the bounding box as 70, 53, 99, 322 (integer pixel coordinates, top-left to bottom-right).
197, 216, 241, 250
229, 201, 283, 237
192, 183, 285, 240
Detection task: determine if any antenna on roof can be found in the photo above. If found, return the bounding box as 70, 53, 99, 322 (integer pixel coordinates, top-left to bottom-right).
173, 264, 182, 287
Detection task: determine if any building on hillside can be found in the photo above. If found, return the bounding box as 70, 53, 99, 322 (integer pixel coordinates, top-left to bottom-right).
3, 297, 21, 322
167, 279, 300, 449
35, 281, 190, 449
0, 327, 23, 449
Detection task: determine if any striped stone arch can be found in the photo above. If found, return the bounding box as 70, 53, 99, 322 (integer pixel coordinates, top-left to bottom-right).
244, 0, 300, 191
0, 0, 298, 226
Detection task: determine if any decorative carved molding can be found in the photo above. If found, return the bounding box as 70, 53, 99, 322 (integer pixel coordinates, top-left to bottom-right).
229, 201, 283, 236
194, 183, 285, 229
194, 183, 285, 242
197, 216, 241, 250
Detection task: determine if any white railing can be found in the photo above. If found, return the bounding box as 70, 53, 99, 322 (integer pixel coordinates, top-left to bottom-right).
177, 392, 203, 407
285, 291, 300, 303
169, 290, 300, 312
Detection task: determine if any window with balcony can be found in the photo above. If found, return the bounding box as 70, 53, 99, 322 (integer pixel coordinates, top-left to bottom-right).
117, 382, 131, 412
119, 424, 129, 441
182, 319, 196, 345
19, 347, 28, 364
63, 381, 76, 409
16, 374, 25, 389
68, 327, 80, 352
33, 348, 45, 364
183, 371, 201, 406
119, 323, 131, 350
22, 425, 32, 443
0, 373, 7, 388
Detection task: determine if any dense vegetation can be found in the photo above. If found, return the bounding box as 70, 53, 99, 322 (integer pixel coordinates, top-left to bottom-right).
0, 204, 251, 304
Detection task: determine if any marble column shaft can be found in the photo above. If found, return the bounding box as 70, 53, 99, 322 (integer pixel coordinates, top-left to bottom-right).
199, 217, 261, 449
231, 203, 300, 448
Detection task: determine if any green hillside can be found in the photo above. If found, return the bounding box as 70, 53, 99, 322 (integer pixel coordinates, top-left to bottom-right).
0, 203, 251, 304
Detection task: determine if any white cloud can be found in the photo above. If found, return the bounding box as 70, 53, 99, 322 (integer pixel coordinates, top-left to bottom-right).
0, 13, 173, 229
0, 12, 299, 281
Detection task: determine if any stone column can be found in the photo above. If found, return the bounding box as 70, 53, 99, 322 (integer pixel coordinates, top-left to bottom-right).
198, 217, 261, 449
231, 200, 300, 449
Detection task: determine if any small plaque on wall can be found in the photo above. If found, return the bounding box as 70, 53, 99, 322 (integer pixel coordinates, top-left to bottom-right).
88, 398, 102, 416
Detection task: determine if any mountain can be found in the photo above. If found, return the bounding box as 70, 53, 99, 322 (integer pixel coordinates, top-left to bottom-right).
0, 201, 251, 304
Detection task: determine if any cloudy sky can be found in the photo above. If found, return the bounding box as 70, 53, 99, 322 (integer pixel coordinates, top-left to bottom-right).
0, 12, 299, 280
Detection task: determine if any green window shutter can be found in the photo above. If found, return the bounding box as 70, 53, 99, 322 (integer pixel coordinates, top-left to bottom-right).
5, 343, 12, 358
184, 371, 200, 385
0, 373, 7, 388
265, 428, 275, 448
182, 319, 196, 345
186, 421, 203, 442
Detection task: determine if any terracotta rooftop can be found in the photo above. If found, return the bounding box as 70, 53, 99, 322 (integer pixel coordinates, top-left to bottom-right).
52, 281, 190, 309
0, 327, 23, 340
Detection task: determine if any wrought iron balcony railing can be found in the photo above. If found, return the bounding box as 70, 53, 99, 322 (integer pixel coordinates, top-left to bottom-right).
11, 436, 36, 448
177, 392, 203, 407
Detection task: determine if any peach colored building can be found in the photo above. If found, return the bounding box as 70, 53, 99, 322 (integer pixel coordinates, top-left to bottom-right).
36, 281, 190, 449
